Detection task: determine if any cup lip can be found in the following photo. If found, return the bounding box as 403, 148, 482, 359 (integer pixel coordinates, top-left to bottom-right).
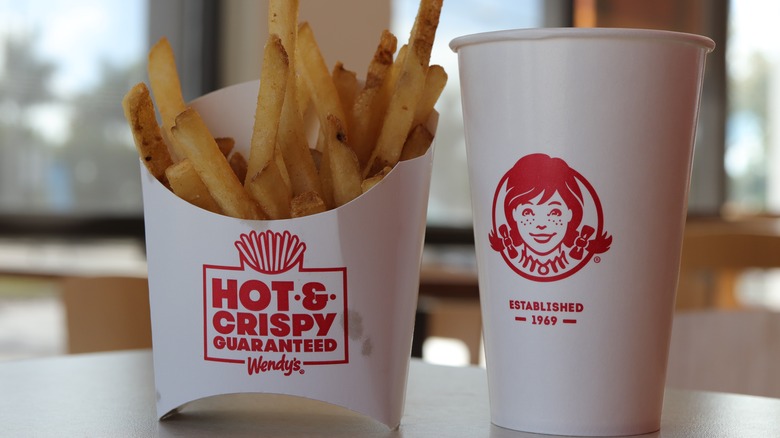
449, 27, 716, 53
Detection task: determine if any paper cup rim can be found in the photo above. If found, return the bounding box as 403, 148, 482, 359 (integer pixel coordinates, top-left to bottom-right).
449, 27, 715, 53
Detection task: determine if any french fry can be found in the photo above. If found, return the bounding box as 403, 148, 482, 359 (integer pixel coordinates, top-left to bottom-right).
319, 115, 362, 208
297, 75, 313, 119
269, 2, 322, 198
244, 33, 293, 218
165, 159, 222, 214
147, 37, 187, 162
171, 108, 263, 220
269, 0, 298, 56
375, 43, 407, 136
267, 0, 303, 184
121, 82, 173, 186
245, 34, 289, 181
297, 22, 348, 135
297, 22, 365, 208
413, 64, 447, 128
361, 166, 392, 194
332, 62, 359, 123
364, 0, 442, 178
268, 0, 299, 117
274, 144, 292, 190
399, 124, 434, 161
291, 191, 327, 218
269, 0, 308, 118
277, 84, 322, 197
311, 62, 358, 155
246, 160, 292, 219
350, 30, 398, 167
127, 0, 447, 222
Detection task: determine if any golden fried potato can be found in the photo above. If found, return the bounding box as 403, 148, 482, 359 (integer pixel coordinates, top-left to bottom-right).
171, 108, 263, 220
364, 0, 442, 178
121, 82, 173, 186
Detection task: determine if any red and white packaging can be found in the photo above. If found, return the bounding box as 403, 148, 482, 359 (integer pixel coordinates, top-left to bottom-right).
451, 28, 714, 436
140, 80, 436, 428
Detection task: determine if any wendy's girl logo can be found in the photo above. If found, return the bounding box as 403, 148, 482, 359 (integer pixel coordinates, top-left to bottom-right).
489, 153, 612, 282
203, 230, 348, 376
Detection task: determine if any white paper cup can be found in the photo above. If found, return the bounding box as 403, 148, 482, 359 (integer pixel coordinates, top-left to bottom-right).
450, 28, 714, 436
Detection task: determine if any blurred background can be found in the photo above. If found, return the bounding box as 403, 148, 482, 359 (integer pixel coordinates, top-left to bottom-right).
0, 0, 778, 369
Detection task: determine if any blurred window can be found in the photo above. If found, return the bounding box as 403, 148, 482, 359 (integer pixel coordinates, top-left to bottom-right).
725, 0, 780, 214
0, 0, 148, 218
4, 1, 773, 238
0, 0, 217, 237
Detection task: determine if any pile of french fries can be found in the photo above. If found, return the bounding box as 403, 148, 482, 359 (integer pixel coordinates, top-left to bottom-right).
122, 0, 445, 220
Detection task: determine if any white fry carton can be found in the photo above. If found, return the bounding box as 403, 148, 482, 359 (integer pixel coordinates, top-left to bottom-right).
140, 80, 436, 428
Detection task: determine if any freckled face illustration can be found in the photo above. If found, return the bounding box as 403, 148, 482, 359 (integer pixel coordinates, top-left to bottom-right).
490, 153, 612, 281
512, 191, 573, 255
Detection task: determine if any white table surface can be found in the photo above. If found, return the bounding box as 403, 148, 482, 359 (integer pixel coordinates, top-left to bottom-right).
2, 349, 779, 437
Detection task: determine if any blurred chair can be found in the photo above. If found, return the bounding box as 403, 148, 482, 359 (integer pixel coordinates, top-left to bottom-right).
666, 308, 780, 398
414, 217, 780, 365
59, 276, 152, 354
677, 218, 780, 309
417, 249, 482, 365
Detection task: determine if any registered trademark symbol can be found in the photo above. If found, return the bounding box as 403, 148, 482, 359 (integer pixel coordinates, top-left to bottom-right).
299, 369, 305, 375
594, 256, 601, 263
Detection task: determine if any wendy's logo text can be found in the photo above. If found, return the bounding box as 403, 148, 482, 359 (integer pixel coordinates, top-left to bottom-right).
203, 230, 349, 375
